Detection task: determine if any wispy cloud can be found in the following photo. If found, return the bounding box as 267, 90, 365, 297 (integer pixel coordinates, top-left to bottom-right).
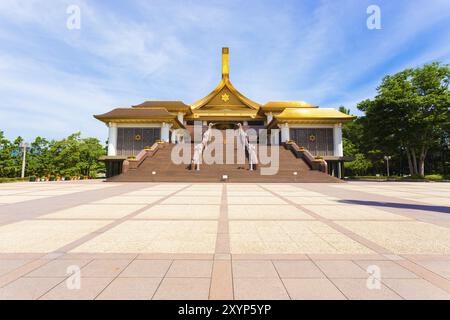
0, 0, 448, 140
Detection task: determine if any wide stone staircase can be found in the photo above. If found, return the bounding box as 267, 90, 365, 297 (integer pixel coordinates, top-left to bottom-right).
108, 143, 341, 183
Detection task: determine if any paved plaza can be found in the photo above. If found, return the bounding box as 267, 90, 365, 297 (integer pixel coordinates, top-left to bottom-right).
0, 181, 449, 300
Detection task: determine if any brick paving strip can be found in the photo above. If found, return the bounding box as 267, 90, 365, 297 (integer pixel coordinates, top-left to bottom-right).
0, 183, 201, 293
300, 182, 450, 228
1, 182, 449, 299
209, 184, 233, 299
0, 183, 148, 226
258, 184, 450, 296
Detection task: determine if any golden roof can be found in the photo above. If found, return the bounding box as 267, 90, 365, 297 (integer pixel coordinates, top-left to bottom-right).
190, 48, 260, 111
187, 109, 262, 120
94, 108, 184, 128
262, 101, 318, 110
268, 108, 355, 127
93, 47, 355, 126
132, 101, 191, 114
258, 101, 318, 116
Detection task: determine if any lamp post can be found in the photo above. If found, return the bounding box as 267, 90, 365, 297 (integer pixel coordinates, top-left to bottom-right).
20, 142, 28, 178
384, 155, 391, 177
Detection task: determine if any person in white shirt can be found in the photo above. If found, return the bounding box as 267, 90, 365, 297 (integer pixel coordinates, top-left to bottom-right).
191, 142, 204, 171
248, 143, 258, 171
202, 123, 214, 149
236, 123, 248, 149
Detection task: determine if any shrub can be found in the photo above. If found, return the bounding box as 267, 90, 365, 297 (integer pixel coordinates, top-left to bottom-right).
408, 174, 426, 180
49, 176, 56, 181
29, 176, 36, 182
425, 174, 443, 181
0, 177, 27, 183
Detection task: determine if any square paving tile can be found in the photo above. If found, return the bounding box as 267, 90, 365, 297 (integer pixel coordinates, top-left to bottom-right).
81, 259, 132, 277
382, 278, 450, 300
273, 260, 325, 278
233, 278, 289, 300
40, 204, 146, 219
153, 278, 210, 300
0, 277, 64, 300
40, 277, 113, 300
331, 279, 402, 300
414, 260, 450, 279
1, 182, 450, 300
135, 205, 220, 219
26, 259, 92, 277
227, 191, 273, 197
232, 260, 279, 278
354, 260, 418, 279
0, 220, 112, 253
0, 259, 32, 276
337, 221, 450, 254
229, 221, 372, 254
166, 260, 213, 278
94, 196, 162, 204
314, 260, 368, 278
228, 205, 312, 220
0, 195, 50, 204
282, 278, 346, 300
123, 190, 174, 196
120, 260, 172, 277
286, 197, 342, 205
227, 196, 287, 205
176, 191, 223, 197
96, 277, 161, 300
71, 220, 217, 254
160, 196, 221, 205
304, 205, 410, 220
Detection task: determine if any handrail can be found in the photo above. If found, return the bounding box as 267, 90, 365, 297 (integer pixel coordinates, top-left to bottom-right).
285, 142, 328, 173
122, 141, 163, 173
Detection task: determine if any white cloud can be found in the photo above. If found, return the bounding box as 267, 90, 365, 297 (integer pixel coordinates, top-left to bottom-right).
0, 0, 448, 140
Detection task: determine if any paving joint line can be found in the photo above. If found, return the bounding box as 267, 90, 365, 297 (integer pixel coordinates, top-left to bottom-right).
259, 184, 450, 294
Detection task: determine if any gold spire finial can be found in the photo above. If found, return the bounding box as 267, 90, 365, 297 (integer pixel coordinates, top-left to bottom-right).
222, 47, 229, 79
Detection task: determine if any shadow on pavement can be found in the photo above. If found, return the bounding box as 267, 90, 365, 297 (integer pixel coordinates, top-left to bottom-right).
338, 200, 450, 214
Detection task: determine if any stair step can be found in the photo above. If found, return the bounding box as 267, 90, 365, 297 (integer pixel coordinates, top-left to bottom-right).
108, 144, 340, 183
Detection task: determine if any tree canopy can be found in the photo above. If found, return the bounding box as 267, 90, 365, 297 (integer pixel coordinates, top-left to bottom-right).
357, 62, 450, 176
0, 131, 105, 179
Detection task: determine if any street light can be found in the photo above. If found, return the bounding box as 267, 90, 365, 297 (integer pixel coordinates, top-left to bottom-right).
384, 155, 391, 177
20, 142, 28, 178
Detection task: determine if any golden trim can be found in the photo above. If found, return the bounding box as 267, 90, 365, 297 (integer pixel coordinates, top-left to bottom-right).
222, 47, 229, 79
94, 117, 184, 128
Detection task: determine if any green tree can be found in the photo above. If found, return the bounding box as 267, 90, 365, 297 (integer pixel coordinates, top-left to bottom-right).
77, 137, 105, 177
27, 137, 52, 177
346, 153, 372, 176
0, 131, 15, 177
358, 62, 450, 176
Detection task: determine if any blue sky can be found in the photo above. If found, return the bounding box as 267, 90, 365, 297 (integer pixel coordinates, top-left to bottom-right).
0, 0, 449, 142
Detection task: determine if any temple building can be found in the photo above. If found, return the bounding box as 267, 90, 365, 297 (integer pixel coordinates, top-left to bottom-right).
94, 48, 354, 181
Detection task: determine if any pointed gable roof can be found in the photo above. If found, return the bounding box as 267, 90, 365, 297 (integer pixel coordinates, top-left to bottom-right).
190, 48, 260, 111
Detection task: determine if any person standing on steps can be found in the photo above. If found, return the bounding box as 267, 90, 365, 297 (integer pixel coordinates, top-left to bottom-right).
236, 123, 249, 169
191, 142, 204, 171
236, 123, 248, 149
248, 143, 258, 171
202, 123, 215, 150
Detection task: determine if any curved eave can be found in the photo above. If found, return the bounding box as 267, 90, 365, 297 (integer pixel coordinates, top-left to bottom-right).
93, 116, 184, 129
190, 77, 261, 110
267, 117, 355, 129
187, 110, 263, 120
257, 102, 318, 116
134, 106, 193, 115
